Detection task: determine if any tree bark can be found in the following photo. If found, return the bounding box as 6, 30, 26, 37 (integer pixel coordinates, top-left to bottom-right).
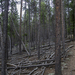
55, 0, 62, 75
1, 0, 9, 75
61, 0, 65, 56
38, 0, 41, 59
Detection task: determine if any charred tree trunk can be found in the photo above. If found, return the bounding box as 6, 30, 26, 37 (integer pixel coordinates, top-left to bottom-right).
55, 0, 62, 75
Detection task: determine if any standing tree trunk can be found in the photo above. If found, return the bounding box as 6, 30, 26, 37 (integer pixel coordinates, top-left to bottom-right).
34, 0, 37, 50
55, 0, 62, 75
1, 0, 9, 75
19, 0, 23, 54
73, 0, 75, 39
64, 0, 67, 38
74, 0, 75, 39
0, 18, 3, 51
48, 0, 51, 46
24, 0, 26, 44
67, 0, 71, 39
61, 0, 65, 56
38, 0, 41, 59
28, 0, 31, 55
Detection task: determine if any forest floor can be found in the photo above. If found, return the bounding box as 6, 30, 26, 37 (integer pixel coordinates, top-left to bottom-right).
43, 41, 75, 75
0, 41, 75, 75
62, 41, 75, 75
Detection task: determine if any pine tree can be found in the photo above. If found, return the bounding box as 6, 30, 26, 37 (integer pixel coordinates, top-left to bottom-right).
55, 0, 62, 75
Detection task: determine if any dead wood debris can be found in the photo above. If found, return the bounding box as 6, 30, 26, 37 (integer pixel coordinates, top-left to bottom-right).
28, 67, 38, 75
0, 44, 73, 75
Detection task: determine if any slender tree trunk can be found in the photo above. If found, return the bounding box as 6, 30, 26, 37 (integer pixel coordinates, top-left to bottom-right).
0, 18, 3, 51
10, 22, 12, 54
10, 7, 13, 54
23, 1, 26, 50
74, 0, 75, 39
19, 0, 23, 54
24, 1, 26, 44
1, 0, 9, 75
48, 0, 51, 45
68, 0, 71, 39
64, 0, 67, 38
34, 0, 37, 50
73, 0, 75, 39
28, 0, 31, 55
61, 0, 65, 56
55, 0, 62, 75
38, 0, 41, 59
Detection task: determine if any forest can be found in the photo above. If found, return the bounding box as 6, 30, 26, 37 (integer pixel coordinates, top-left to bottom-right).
0, 0, 75, 75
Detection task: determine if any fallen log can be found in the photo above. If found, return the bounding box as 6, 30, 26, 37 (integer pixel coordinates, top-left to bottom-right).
22, 59, 55, 65
0, 62, 55, 70
10, 16, 30, 55
0, 63, 17, 67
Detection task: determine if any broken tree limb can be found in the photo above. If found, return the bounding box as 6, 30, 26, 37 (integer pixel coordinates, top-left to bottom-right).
61, 45, 74, 56
22, 59, 55, 65
11, 70, 19, 75
28, 67, 38, 75
49, 53, 55, 59
65, 45, 74, 52
0, 63, 17, 67
7, 63, 17, 67
10, 16, 30, 55
41, 67, 46, 75
20, 71, 30, 74
33, 71, 42, 75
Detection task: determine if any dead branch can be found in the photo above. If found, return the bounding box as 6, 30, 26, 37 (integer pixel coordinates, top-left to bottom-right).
0, 62, 55, 70
7, 63, 17, 67
41, 67, 46, 75
22, 59, 55, 65
0, 63, 17, 67
65, 45, 74, 52
20, 71, 30, 74
28, 67, 38, 75
11, 70, 19, 75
